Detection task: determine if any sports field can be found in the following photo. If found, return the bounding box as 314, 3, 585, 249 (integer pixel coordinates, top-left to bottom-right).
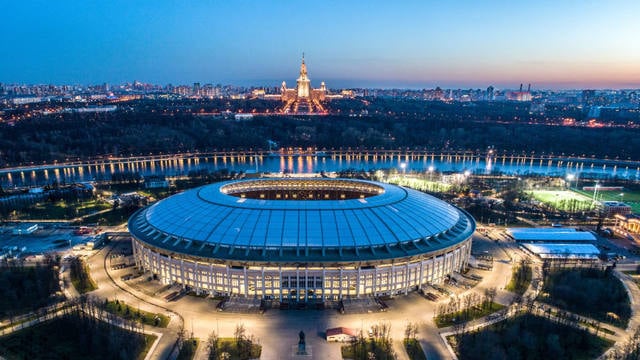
573, 188, 640, 213
527, 190, 596, 212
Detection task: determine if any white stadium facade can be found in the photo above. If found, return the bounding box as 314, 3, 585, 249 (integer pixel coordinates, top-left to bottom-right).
128, 178, 475, 302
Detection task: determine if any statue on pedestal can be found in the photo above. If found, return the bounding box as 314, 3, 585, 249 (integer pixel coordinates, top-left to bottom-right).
297, 330, 306, 355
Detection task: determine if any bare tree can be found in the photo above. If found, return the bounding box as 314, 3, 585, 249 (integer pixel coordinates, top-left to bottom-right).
176, 323, 186, 351
207, 330, 220, 360
234, 323, 246, 346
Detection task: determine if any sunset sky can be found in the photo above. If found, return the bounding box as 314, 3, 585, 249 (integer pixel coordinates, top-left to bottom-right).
2, 0, 639, 89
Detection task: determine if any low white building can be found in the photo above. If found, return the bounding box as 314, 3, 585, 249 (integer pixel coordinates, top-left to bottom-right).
507, 227, 596, 243
326, 327, 357, 342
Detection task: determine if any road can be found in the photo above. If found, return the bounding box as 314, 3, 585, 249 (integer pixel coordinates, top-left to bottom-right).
93, 232, 516, 359
17, 227, 629, 360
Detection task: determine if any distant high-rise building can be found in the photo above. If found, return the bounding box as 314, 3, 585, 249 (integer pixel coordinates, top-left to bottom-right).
486, 85, 495, 101
280, 54, 328, 114
508, 83, 532, 101
193, 82, 201, 96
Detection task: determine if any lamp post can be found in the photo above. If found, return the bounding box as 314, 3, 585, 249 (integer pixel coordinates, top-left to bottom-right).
592, 183, 600, 202
566, 174, 575, 189
400, 162, 407, 176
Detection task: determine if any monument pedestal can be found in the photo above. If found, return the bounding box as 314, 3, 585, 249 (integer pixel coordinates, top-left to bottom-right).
291, 344, 312, 357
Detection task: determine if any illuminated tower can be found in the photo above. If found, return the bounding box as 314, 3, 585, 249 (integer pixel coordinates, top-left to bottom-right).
296, 54, 311, 98
279, 54, 328, 114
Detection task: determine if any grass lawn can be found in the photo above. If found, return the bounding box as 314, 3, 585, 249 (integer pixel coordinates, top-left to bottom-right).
527, 190, 595, 212
435, 302, 505, 328
505, 263, 532, 295
451, 314, 613, 360
0, 314, 156, 360
177, 338, 199, 360
15, 199, 111, 220
104, 299, 170, 328
539, 268, 631, 327
387, 176, 452, 193
573, 188, 640, 213
69, 258, 97, 294
341, 338, 395, 360
404, 338, 427, 360
218, 338, 262, 360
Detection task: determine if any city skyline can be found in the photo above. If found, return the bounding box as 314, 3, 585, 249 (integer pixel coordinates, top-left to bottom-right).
2, 1, 640, 89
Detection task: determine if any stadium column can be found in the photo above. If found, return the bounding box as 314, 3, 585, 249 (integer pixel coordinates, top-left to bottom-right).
356, 267, 361, 297
261, 267, 265, 298
244, 267, 248, 297
322, 268, 326, 301
296, 268, 300, 302
429, 256, 435, 283
195, 262, 199, 295
132, 238, 139, 268
391, 263, 395, 293
304, 268, 309, 301
226, 266, 231, 296
180, 259, 185, 289
158, 252, 165, 283
210, 264, 214, 292
404, 262, 410, 295
373, 267, 378, 297
419, 259, 424, 290
339, 268, 343, 299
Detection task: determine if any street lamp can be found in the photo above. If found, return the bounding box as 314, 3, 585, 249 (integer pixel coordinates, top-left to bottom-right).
400, 162, 407, 175
566, 174, 575, 189
592, 183, 600, 202
427, 166, 435, 182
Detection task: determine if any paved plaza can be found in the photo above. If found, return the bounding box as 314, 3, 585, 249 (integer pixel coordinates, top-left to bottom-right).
75, 230, 516, 360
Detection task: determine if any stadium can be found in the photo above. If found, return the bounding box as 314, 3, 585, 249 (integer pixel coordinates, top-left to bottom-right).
128, 178, 475, 302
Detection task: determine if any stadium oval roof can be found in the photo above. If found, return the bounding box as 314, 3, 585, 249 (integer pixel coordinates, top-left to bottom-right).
128, 178, 475, 263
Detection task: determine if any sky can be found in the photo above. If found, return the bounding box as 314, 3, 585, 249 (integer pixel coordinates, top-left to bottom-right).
1, 0, 640, 89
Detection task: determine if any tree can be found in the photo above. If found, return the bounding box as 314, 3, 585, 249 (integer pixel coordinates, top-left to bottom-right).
207, 331, 220, 360
234, 323, 246, 346
176, 324, 186, 351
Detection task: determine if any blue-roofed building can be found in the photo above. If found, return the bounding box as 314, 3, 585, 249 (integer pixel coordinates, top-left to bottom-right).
129, 178, 475, 302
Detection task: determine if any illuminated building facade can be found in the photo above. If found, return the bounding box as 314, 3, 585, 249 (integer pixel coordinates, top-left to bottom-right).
280, 55, 328, 114
129, 178, 475, 302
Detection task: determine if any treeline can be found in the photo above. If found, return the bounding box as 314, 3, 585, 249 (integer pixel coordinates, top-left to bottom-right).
0, 298, 152, 360
541, 268, 631, 327
1, 99, 640, 166
455, 314, 611, 360
0, 258, 61, 318
345, 322, 395, 360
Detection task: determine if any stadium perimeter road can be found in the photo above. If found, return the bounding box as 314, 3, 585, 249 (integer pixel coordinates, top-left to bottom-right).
88, 233, 514, 360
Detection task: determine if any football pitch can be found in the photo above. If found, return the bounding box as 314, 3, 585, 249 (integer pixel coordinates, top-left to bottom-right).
528, 190, 591, 207
573, 188, 640, 213
528, 189, 640, 213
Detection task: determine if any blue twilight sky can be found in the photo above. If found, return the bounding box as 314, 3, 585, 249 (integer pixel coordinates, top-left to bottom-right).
1, 0, 639, 89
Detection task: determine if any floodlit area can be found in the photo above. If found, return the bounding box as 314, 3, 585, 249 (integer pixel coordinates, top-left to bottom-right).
527, 189, 596, 212
0, 224, 99, 260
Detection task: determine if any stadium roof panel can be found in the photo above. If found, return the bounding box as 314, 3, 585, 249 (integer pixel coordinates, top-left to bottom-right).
521, 243, 600, 259
129, 178, 475, 262
507, 227, 596, 242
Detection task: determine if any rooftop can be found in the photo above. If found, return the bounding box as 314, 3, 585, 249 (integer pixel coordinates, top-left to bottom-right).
507, 227, 596, 242
128, 178, 475, 263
